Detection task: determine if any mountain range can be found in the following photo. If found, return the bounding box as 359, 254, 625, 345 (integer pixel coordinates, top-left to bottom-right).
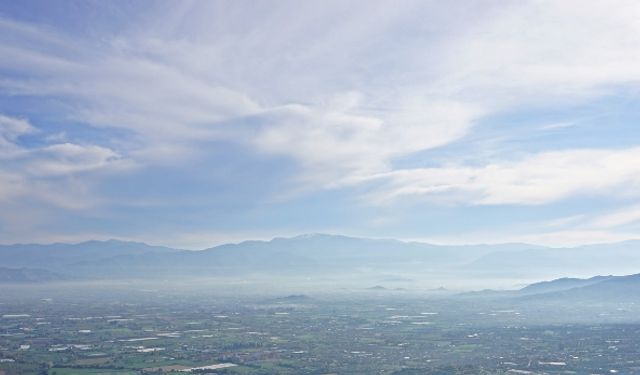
0, 234, 639, 283
0, 267, 67, 283
464, 273, 640, 302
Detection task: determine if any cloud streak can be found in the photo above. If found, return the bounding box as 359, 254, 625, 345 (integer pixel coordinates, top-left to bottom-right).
365, 147, 640, 205
0, 114, 124, 210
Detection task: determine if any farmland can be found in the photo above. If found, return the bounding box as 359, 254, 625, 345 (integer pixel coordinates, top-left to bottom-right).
1, 283, 640, 374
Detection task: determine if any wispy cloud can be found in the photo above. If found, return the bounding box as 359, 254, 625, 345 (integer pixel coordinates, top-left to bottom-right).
590, 204, 640, 229
0, 114, 125, 208
538, 122, 576, 131
0, 1, 639, 245
364, 147, 640, 205
2, 2, 640, 187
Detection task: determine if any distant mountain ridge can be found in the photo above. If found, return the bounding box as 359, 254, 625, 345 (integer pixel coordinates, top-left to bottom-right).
0, 267, 66, 283
467, 239, 640, 276
0, 239, 179, 270
519, 275, 615, 295
0, 234, 544, 279
462, 273, 640, 302
0, 234, 639, 282
518, 273, 640, 301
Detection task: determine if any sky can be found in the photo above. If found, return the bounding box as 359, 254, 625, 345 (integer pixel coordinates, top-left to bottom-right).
1, 0, 640, 249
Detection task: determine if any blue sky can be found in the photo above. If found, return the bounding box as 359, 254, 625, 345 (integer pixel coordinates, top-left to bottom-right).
1, 0, 640, 248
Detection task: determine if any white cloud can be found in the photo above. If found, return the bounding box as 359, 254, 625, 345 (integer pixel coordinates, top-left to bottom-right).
245, 98, 482, 187
0, 114, 35, 158
0, 114, 125, 210
366, 147, 640, 205
0, 0, 639, 245
437, 1, 640, 105
27, 143, 121, 176
538, 122, 576, 131
0, 11, 485, 187
590, 204, 640, 228
0, 113, 34, 138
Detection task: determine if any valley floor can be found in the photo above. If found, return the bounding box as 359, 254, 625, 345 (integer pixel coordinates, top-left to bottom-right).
1, 284, 639, 375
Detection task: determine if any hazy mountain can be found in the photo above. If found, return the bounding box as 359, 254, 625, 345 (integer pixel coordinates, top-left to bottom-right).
0, 239, 181, 272
467, 240, 640, 277
572, 273, 640, 300
521, 273, 640, 302
461, 273, 640, 302
519, 275, 614, 295
23, 234, 537, 278
0, 234, 638, 282
0, 267, 66, 283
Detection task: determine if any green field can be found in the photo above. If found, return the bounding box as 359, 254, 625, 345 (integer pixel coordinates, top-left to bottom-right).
49, 369, 138, 375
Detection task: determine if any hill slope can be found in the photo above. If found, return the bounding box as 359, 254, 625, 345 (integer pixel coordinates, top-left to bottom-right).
523, 273, 640, 302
